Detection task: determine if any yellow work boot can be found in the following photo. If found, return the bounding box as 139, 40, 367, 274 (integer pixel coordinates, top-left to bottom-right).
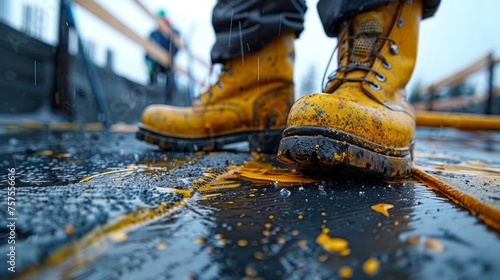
137, 32, 295, 152
277, 1, 422, 178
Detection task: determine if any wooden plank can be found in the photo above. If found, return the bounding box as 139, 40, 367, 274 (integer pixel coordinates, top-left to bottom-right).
416, 111, 500, 130
419, 54, 491, 95
74, 0, 171, 67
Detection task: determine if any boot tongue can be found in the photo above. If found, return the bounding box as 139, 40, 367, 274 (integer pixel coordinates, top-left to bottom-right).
349, 12, 384, 67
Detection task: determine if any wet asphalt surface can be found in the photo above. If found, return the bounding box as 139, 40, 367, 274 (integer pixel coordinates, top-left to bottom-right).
0, 127, 499, 280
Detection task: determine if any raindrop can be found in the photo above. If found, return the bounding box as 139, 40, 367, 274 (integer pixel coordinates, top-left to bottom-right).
280, 188, 291, 197
298, 186, 305, 192
8, 138, 19, 146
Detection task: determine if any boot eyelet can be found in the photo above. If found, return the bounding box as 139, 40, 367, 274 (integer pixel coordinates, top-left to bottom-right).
370, 83, 381, 90
226, 69, 232, 76
398, 18, 404, 28
207, 91, 213, 98
390, 44, 399, 55
216, 82, 224, 90
382, 62, 392, 69
376, 74, 386, 82
195, 97, 202, 104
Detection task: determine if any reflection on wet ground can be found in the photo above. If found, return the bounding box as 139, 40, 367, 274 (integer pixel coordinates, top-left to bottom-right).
0, 127, 499, 279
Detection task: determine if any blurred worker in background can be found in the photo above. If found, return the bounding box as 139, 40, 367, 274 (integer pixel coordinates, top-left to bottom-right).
145, 9, 180, 95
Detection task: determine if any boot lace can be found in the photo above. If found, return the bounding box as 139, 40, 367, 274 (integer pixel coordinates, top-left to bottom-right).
322, 17, 398, 92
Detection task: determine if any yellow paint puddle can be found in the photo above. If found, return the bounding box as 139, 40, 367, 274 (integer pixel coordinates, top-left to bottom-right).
236, 159, 317, 185
370, 203, 395, 217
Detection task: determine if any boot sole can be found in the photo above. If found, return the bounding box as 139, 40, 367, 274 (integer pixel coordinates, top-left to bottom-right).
137, 123, 283, 153
277, 126, 413, 178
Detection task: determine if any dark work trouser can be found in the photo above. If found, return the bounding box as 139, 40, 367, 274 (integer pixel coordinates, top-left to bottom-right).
211, 0, 441, 63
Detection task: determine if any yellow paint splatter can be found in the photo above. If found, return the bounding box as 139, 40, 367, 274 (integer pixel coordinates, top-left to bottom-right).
370, 203, 394, 217
297, 240, 307, 246
298, 214, 304, 219
316, 228, 348, 252
362, 258, 380, 276
321, 211, 327, 216
245, 265, 257, 277
238, 240, 248, 247
202, 193, 221, 199
195, 237, 206, 243
156, 242, 167, 250
292, 230, 299, 236
406, 236, 421, 243
37, 150, 53, 156
80, 167, 137, 182
238, 160, 317, 184
65, 225, 75, 235
317, 254, 328, 262
264, 223, 272, 228
339, 248, 350, 256
109, 231, 127, 242
338, 266, 353, 278
425, 238, 444, 253
254, 251, 264, 260
262, 230, 270, 236
277, 237, 286, 244
268, 214, 275, 220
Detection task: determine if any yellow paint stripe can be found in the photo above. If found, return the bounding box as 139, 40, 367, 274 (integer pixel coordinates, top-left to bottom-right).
15, 154, 316, 278
17, 163, 246, 278
414, 168, 500, 232
80, 167, 137, 182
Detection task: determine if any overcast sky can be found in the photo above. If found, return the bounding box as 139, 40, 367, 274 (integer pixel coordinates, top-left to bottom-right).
71, 0, 500, 98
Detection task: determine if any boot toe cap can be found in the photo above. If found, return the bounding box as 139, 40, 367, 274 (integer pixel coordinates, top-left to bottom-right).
286, 92, 415, 148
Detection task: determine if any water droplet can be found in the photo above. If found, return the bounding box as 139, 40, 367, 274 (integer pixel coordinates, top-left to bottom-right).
8, 138, 19, 145
280, 188, 291, 197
